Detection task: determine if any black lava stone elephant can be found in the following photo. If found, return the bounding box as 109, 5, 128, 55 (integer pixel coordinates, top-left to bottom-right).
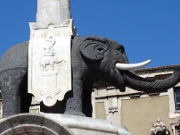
0, 36, 180, 117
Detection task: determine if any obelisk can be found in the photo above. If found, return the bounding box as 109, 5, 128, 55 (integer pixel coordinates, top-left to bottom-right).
28, 0, 74, 107
36, 0, 71, 26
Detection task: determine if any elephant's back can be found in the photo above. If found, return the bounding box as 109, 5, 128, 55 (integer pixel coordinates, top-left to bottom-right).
0, 41, 29, 72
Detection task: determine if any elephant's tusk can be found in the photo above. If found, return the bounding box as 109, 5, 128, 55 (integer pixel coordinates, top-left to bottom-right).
115, 60, 151, 70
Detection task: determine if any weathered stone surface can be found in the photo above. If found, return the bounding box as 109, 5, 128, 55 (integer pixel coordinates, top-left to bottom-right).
0, 42, 28, 72
0, 114, 73, 135
28, 22, 73, 107
28, 0, 74, 107
43, 113, 132, 135
0, 68, 31, 117
37, 0, 71, 26
0, 114, 131, 135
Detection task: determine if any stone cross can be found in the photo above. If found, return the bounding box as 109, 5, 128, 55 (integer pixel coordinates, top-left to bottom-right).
28, 0, 74, 107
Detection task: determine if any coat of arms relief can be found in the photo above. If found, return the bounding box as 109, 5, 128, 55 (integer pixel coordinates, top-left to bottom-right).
28, 24, 72, 107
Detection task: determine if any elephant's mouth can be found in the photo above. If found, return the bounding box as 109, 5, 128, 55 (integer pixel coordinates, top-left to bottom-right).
115, 60, 151, 71
112, 59, 151, 92
114, 60, 180, 93
104, 59, 152, 92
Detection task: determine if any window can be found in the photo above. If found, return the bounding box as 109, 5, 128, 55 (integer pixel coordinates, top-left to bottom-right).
174, 87, 180, 110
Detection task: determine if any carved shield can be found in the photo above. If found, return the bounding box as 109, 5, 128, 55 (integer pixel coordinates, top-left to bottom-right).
28, 24, 72, 107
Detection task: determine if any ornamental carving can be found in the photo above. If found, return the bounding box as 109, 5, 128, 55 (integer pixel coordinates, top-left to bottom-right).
40, 36, 64, 72
150, 118, 170, 135
28, 25, 72, 107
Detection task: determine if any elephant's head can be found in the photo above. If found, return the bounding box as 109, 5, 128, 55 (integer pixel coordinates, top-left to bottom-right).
79, 36, 180, 93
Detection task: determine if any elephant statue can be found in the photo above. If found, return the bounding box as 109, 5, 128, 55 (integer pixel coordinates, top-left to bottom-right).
0, 36, 180, 117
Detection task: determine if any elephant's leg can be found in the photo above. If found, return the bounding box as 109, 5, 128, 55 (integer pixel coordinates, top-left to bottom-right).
65, 79, 85, 116
0, 68, 27, 117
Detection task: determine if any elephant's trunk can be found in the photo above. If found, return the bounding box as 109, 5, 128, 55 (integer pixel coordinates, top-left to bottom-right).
123, 65, 180, 92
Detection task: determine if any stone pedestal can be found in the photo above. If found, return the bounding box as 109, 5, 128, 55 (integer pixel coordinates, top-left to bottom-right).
0, 114, 132, 135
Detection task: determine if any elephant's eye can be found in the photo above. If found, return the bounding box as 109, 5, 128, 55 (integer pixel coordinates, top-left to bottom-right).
97, 47, 104, 52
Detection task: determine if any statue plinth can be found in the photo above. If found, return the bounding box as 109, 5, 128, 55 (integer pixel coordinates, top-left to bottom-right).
0, 113, 132, 135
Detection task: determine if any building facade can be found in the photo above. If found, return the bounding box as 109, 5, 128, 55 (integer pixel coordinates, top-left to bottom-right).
92, 65, 180, 135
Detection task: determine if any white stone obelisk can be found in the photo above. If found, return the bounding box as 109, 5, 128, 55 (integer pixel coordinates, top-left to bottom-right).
36, 0, 71, 27
28, 0, 74, 107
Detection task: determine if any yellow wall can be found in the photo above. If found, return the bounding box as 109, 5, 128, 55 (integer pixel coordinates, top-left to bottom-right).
121, 96, 170, 135
95, 102, 106, 120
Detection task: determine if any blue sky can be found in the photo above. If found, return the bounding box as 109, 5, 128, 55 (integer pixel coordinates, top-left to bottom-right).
0, 0, 180, 67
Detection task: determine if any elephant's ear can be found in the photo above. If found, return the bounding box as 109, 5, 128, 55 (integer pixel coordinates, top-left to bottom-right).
80, 36, 109, 61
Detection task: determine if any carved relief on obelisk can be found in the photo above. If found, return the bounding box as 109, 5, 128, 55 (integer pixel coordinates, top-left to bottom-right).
28, 0, 74, 107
